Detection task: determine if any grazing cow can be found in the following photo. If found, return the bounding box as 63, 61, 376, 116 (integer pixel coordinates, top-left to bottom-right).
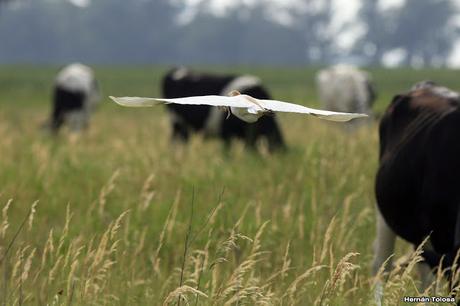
50, 63, 100, 133
162, 67, 285, 152
373, 81, 460, 300
316, 65, 376, 122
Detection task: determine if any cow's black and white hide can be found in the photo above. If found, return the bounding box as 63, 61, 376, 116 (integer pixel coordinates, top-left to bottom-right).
316, 65, 376, 126
50, 63, 100, 133
162, 67, 285, 152
373, 81, 460, 303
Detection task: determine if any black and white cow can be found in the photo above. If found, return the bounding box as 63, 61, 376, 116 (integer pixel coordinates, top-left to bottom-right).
162, 67, 285, 152
373, 81, 460, 300
50, 63, 100, 133
316, 65, 376, 123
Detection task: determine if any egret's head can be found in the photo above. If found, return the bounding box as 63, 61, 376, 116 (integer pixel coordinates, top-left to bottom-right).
229, 90, 241, 97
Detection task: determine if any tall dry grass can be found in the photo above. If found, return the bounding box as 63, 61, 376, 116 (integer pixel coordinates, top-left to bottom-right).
0, 66, 458, 305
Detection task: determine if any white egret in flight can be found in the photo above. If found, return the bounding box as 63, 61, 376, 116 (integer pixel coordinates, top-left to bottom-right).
109, 90, 367, 123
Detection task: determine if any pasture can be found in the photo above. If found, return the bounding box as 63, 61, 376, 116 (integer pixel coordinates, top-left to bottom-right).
0, 66, 459, 305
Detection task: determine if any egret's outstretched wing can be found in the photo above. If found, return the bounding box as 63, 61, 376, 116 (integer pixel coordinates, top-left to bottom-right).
109, 94, 367, 122
257, 99, 368, 122
109, 95, 257, 109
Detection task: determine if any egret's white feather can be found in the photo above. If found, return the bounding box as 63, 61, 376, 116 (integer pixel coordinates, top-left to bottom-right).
109, 95, 256, 109
257, 99, 368, 122
109, 94, 367, 123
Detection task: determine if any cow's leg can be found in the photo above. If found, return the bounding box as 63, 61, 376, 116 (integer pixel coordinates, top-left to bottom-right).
264, 121, 286, 152
252, 116, 285, 153
203, 107, 224, 139
171, 121, 189, 143
51, 87, 64, 133
448, 206, 460, 296
51, 108, 64, 133
372, 210, 396, 274
266, 131, 285, 152
168, 111, 190, 143
67, 110, 88, 132
243, 125, 258, 151
372, 210, 396, 306
417, 261, 434, 293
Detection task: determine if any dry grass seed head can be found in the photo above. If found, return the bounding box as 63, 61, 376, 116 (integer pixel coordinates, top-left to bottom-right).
284, 265, 328, 303
139, 173, 156, 212
1, 199, 12, 239
319, 217, 336, 264
162, 285, 208, 306
98, 169, 121, 217
27, 200, 39, 231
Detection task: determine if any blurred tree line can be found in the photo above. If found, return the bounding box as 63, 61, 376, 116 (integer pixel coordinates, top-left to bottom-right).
0, 0, 458, 66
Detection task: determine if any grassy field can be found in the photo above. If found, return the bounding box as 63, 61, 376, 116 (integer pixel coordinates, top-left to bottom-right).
0, 66, 459, 305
